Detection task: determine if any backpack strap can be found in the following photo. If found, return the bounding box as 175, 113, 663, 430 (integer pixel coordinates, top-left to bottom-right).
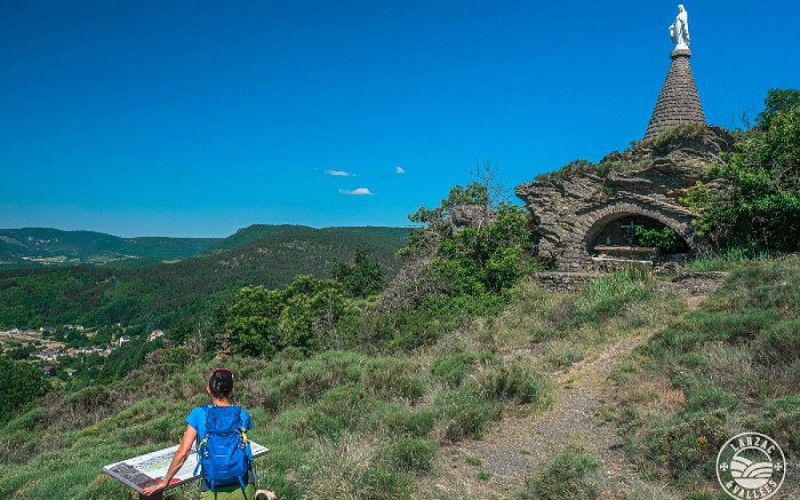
236, 406, 258, 491
193, 433, 209, 477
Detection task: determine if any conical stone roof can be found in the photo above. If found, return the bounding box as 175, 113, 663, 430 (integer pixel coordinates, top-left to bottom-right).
644, 49, 706, 141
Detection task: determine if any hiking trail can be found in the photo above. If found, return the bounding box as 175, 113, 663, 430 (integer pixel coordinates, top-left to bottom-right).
421, 291, 714, 499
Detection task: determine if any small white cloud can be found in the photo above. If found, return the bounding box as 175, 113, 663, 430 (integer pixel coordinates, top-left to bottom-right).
338, 187, 374, 196
325, 169, 352, 177
395, 166, 406, 174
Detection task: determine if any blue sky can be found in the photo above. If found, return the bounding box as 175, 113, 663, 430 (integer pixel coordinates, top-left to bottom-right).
2, 1, 798, 237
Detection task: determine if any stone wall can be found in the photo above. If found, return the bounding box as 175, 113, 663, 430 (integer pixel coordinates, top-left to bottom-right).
531, 272, 602, 293
515, 127, 734, 271
533, 271, 729, 295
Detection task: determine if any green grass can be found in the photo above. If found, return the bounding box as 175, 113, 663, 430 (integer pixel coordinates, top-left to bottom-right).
615, 255, 800, 489
516, 447, 601, 500
0, 341, 549, 498
6, 255, 795, 498
684, 247, 774, 271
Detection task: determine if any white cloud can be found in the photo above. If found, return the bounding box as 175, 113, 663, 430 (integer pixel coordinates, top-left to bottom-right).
395, 166, 406, 174
325, 169, 352, 177
338, 187, 374, 196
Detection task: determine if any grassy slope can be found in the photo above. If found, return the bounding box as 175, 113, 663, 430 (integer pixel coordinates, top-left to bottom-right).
1, 257, 795, 499
613, 255, 800, 497
0, 267, 672, 499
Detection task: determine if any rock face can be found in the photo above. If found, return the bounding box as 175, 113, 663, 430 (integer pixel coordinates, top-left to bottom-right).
449, 204, 496, 231
515, 126, 734, 271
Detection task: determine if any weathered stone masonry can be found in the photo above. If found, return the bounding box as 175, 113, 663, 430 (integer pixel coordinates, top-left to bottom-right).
515, 33, 726, 272
645, 50, 706, 141
515, 127, 734, 271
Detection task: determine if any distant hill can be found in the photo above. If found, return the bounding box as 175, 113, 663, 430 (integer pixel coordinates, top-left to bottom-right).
0, 228, 221, 266
209, 225, 410, 254
0, 226, 411, 329
208, 224, 309, 252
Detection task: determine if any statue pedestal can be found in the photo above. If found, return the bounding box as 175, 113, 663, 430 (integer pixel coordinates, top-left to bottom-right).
671, 48, 692, 58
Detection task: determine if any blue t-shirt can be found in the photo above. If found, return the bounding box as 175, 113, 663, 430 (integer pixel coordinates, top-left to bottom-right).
186, 405, 255, 489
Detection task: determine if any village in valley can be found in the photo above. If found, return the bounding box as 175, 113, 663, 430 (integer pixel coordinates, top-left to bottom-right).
0, 323, 165, 379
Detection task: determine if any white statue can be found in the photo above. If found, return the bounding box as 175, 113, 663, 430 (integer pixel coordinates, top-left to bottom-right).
669, 4, 691, 50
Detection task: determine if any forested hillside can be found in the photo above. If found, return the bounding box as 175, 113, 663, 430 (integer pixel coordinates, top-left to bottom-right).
0, 226, 409, 329
0, 228, 221, 266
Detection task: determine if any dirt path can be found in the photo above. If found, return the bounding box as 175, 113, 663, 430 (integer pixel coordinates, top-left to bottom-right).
417, 278, 729, 499
422, 331, 680, 499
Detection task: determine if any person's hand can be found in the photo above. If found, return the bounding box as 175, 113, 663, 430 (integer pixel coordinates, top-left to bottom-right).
141, 478, 168, 496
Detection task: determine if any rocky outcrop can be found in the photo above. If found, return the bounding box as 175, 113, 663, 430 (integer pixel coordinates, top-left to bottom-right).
450, 204, 496, 231
515, 126, 734, 271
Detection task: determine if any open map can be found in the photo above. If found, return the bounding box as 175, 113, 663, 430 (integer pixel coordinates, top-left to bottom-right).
103, 441, 269, 494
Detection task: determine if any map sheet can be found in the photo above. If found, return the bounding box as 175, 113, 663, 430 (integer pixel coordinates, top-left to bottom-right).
103, 441, 269, 494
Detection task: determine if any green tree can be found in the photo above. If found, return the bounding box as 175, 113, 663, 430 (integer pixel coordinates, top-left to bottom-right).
167, 316, 196, 345
404, 163, 538, 295
685, 89, 800, 251
0, 357, 48, 421
225, 276, 347, 357
99, 338, 160, 381
332, 247, 386, 297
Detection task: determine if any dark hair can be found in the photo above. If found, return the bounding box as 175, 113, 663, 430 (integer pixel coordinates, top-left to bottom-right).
208, 368, 234, 399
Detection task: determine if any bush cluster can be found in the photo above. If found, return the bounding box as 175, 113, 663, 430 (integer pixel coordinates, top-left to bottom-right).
619, 256, 800, 487
684, 89, 800, 252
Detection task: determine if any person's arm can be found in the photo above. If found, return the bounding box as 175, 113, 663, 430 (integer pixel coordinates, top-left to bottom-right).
141, 425, 198, 495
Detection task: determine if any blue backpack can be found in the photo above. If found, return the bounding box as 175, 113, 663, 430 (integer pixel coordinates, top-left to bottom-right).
193, 405, 254, 492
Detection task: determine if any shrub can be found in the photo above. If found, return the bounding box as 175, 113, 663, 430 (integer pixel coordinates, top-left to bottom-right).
0, 358, 47, 422
225, 276, 347, 357
332, 246, 386, 298
302, 384, 380, 439
518, 447, 601, 500
644, 411, 728, 484
296, 436, 411, 500
633, 226, 687, 253
431, 351, 496, 387
384, 438, 438, 473
764, 395, 800, 453
752, 318, 800, 365
59, 386, 114, 430
265, 350, 366, 410
362, 357, 426, 401
355, 301, 459, 352
2, 406, 48, 433
651, 123, 706, 153
405, 170, 539, 296
647, 309, 779, 355
544, 344, 585, 369
435, 386, 502, 442
356, 464, 413, 499
480, 363, 549, 405
536, 159, 597, 182
683, 89, 800, 251
683, 382, 739, 413
380, 406, 436, 438
685, 247, 771, 271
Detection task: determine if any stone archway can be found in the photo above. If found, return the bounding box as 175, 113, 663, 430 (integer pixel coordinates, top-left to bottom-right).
556, 200, 702, 271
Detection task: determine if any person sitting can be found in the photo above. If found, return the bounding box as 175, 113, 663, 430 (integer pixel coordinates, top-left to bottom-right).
142, 368, 264, 499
